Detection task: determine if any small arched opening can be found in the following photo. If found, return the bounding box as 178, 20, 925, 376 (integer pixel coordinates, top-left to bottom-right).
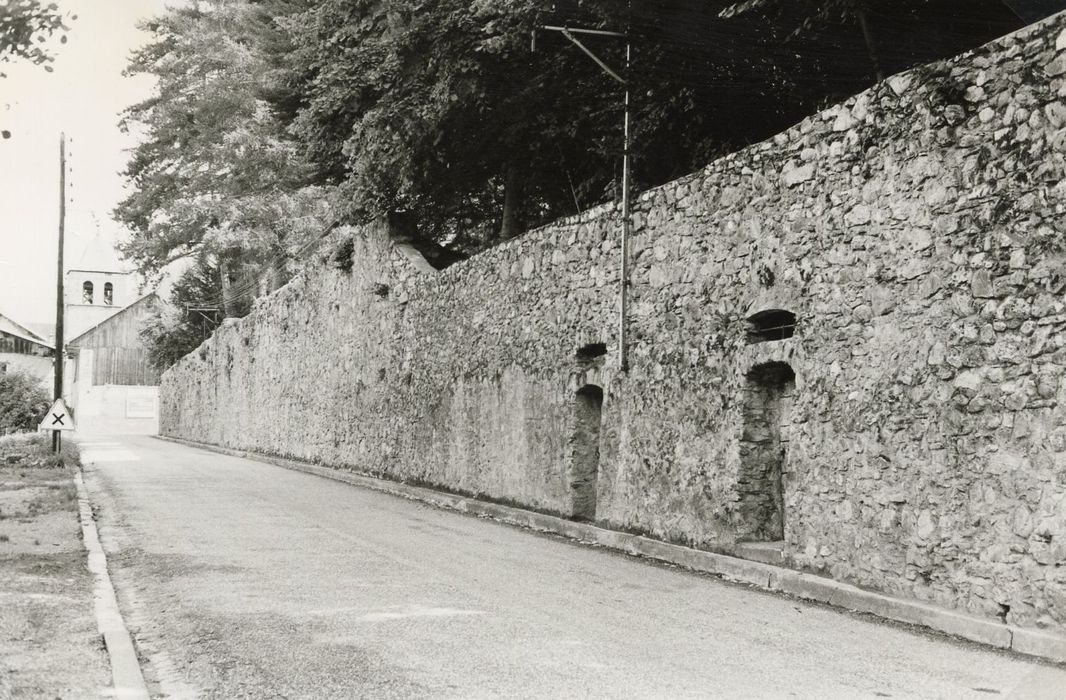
737, 362, 795, 542
104, 282, 114, 306
572, 384, 604, 521
747, 309, 796, 343
82, 281, 94, 305
576, 342, 608, 363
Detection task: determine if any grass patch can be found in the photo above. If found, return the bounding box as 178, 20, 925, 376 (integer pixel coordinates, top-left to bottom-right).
0, 433, 81, 470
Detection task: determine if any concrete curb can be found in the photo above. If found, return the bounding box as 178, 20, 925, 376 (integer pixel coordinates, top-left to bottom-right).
74, 468, 150, 699
157, 435, 1066, 665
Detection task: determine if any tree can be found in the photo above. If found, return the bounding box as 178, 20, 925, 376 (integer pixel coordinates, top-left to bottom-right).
282, 0, 629, 249
719, 0, 898, 80
139, 254, 244, 371
115, 1, 336, 304
0, 369, 50, 434
717, 0, 1024, 82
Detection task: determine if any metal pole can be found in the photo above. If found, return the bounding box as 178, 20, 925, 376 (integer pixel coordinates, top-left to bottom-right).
619, 42, 632, 373
52, 133, 66, 454
542, 25, 626, 38
560, 29, 626, 84
539, 25, 632, 372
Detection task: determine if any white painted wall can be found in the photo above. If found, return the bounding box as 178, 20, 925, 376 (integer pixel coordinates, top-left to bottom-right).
0, 352, 53, 387
67, 350, 159, 436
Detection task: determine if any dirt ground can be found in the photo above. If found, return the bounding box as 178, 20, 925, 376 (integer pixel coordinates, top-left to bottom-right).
0, 435, 109, 698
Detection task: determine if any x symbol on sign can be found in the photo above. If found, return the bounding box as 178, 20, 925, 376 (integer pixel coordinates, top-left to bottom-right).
51, 413, 64, 426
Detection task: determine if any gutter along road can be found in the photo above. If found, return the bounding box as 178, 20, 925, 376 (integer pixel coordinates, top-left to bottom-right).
80, 435, 1065, 698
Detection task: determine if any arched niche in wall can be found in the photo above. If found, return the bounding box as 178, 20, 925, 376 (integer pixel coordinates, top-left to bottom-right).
746, 309, 796, 343
737, 361, 795, 543
576, 342, 608, 365
571, 383, 604, 521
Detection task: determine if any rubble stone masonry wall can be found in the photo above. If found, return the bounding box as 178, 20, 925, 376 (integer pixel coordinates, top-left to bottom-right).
162, 14, 1066, 631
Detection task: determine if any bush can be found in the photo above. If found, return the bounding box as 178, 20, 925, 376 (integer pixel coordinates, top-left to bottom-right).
0, 371, 52, 434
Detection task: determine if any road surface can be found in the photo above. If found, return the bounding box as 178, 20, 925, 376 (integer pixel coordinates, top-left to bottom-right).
80, 435, 1065, 699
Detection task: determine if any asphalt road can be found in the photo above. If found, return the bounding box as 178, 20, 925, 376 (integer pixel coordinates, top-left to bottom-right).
80, 435, 1066, 699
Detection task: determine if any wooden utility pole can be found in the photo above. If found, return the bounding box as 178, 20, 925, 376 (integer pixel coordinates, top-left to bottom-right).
52, 133, 66, 453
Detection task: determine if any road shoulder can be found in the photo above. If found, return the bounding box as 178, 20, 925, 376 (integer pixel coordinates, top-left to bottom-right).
0, 434, 110, 697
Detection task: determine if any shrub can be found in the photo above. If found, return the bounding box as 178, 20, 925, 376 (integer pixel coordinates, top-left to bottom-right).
0, 371, 51, 434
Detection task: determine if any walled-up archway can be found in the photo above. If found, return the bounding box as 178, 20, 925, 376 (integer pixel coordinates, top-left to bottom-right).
737, 362, 795, 542
572, 384, 604, 520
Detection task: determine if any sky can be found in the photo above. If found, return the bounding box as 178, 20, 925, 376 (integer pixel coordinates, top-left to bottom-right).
0, 0, 171, 327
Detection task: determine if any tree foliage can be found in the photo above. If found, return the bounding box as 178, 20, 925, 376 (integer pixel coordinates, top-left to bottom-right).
118, 0, 1022, 300
139, 255, 243, 371
720, 0, 880, 26
0, 369, 50, 434
280, 0, 627, 249
115, 0, 336, 294
274, 0, 1021, 250
0, 0, 69, 71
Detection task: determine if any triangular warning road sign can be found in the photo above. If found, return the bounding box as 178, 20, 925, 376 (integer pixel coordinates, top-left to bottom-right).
39, 398, 76, 432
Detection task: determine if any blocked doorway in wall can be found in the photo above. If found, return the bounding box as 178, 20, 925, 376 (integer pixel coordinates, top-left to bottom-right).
737, 362, 795, 544
572, 384, 604, 521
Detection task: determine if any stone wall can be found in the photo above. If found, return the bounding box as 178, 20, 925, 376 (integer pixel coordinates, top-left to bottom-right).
161, 13, 1066, 632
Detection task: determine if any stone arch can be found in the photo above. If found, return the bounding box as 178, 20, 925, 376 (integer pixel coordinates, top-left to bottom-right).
571, 384, 604, 521
737, 361, 795, 542
746, 309, 796, 343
